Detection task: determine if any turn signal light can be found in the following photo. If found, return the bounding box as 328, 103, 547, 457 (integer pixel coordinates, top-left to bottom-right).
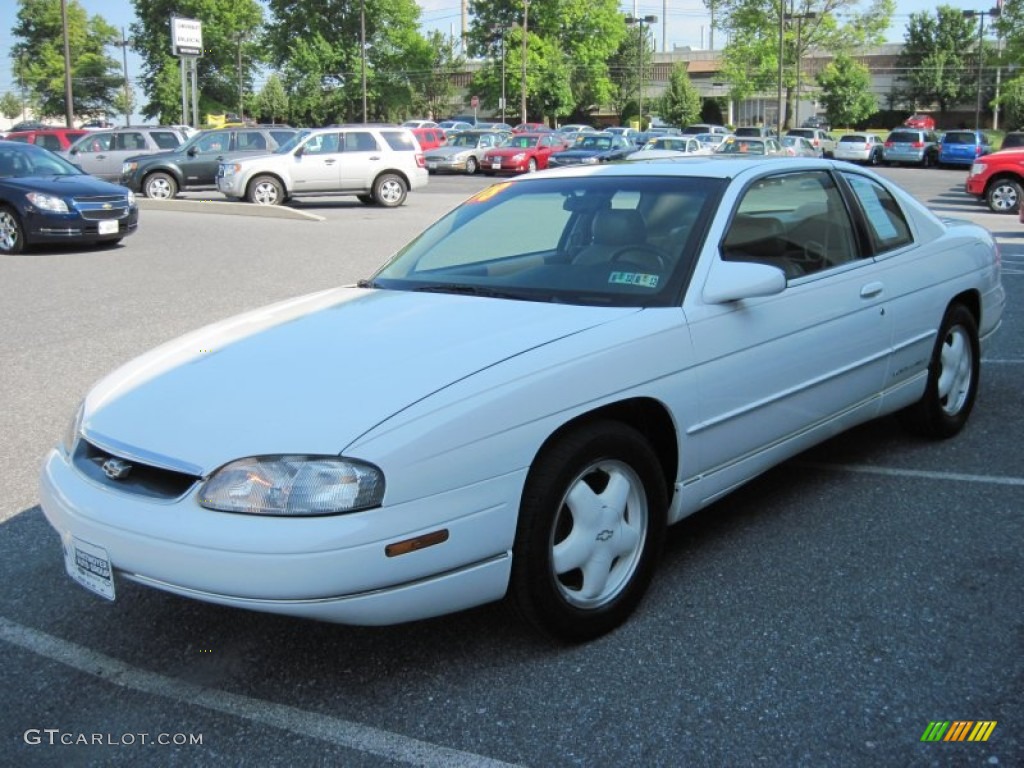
385, 529, 449, 557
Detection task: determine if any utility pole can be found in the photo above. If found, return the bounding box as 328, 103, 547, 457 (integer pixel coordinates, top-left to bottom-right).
521, 0, 529, 124
61, 0, 75, 126
113, 28, 131, 126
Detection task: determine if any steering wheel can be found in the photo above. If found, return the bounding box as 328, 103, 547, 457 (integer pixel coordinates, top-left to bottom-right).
608, 244, 668, 272
789, 240, 826, 271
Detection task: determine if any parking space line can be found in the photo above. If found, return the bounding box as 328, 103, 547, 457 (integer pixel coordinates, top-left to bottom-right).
796, 462, 1024, 486
0, 616, 523, 768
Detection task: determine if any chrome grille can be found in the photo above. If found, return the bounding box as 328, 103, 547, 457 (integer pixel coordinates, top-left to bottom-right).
72, 439, 200, 500
73, 194, 130, 221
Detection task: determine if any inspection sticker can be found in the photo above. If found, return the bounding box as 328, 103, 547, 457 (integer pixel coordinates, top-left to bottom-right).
608, 271, 659, 288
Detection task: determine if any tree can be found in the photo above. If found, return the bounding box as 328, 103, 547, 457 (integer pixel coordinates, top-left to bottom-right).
608, 25, 655, 124
713, 0, 894, 129
10, 0, 123, 120
467, 0, 626, 123
658, 64, 702, 128
263, 0, 428, 125
896, 7, 977, 117
129, 0, 265, 124
815, 52, 877, 128
407, 31, 463, 120
1, 92, 22, 121
256, 73, 288, 124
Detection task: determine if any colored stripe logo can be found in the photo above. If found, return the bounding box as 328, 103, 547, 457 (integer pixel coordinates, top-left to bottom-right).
921, 721, 997, 742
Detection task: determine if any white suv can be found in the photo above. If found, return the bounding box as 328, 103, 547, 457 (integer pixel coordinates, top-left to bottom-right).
216, 125, 428, 206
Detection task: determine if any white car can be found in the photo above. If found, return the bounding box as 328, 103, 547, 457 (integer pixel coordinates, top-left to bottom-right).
216, 126, 428, 206
626, 136, 709, 160
41, 158, 1004, 642
834, 132, 885, 165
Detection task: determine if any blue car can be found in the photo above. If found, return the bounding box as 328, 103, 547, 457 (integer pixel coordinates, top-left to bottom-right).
0, 140, 138, 255
938, 130, 992, 168
546, 133, 635, 167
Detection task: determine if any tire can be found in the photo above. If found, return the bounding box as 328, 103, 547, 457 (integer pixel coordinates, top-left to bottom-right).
921, 152, 932, 168
526, 158, 538, 173
985, 177, 1022, 213
510, 420, 667, 642
247, 175, 284, 206
465, 156, 478, 175
0, 205, 25, 255
372, 173, 407, 207
143, 171, 177, 199
899, 303, 980, 439
357, 194, 375, 206
869, 151, 881, 166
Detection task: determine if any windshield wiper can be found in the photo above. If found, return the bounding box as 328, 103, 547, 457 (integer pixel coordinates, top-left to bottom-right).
412, 283, 540, 301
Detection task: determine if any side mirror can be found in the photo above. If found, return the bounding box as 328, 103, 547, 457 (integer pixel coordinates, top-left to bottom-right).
703, 259, 787, 304
187, 146, 198, 157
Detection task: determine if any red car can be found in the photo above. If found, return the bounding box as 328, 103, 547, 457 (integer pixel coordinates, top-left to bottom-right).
903, 113, 936, 130
4, 128, 88, 152
481, 132, 569, 174
965, 149, 1024, 213
411, 127, 446, 151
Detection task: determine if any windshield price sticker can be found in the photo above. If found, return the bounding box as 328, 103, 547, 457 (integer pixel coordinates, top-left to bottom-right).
609, 271, 659, 288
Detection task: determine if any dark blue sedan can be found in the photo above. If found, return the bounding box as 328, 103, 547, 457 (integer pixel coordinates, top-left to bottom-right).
0, 140, 138, 255
547, 133, 635, 167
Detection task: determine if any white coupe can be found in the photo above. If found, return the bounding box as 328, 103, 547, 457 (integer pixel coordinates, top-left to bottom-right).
41, 158, 1005, 642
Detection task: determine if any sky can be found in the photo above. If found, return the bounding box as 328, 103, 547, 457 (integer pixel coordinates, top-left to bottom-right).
0, 0, 948, 122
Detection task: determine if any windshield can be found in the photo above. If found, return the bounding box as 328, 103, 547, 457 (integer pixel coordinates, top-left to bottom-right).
0, 144, 83, 177
578, 136, 612, 150
451, 134, 484, 147
274, 130, 312, 154
370, 175, 724, 308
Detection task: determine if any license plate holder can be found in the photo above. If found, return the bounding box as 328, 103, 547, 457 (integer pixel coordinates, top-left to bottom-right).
63, 536, 115, 601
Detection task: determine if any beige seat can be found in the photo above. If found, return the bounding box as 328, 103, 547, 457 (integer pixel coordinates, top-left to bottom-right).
574, 209, 653, 267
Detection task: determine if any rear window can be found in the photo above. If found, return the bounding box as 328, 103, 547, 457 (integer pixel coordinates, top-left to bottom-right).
151, 131, 182, 149
1000, 133, 1024, 149
734, 127, 763, 137
943, 132, 978, 144
887, 131, 920, 143
839, 135, 868, 143
788, 130, 813, 138
380, 131, 417, 151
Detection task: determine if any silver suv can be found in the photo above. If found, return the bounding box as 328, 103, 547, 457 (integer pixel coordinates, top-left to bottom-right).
216, 125, 428, 206
65, 126, 187, 181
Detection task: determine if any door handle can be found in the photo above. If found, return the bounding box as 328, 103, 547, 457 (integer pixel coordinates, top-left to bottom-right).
860, 282, 884, 299
324, 159, 336, 165
369, 155, 381, 161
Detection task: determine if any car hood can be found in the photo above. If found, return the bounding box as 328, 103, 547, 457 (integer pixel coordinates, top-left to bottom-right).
81, 287, 635, 474
486, 146, 539, 156
125, 149, 180, 164
426, 145, 477, 158
3, 174, 128, 196
554, 148, 608, 159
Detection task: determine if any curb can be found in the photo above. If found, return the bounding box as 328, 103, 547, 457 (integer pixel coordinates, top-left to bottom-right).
137, 198, 324, 221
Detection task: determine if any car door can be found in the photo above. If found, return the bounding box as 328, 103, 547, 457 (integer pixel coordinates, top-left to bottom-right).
95, 131, 150, 180
181, 131, 231, 185
294, 132, 344, 191
337, 131, 382, 189
67, 132, 115, 177
683, 168, 892, 489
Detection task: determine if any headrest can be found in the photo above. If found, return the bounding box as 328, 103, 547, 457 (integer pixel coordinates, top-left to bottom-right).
592, 209, 646, 245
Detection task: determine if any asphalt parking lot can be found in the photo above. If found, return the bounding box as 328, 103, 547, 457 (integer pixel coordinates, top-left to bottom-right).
1, 166, 1021, 767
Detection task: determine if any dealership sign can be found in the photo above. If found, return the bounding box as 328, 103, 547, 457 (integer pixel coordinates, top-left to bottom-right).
171, 16, 203, 57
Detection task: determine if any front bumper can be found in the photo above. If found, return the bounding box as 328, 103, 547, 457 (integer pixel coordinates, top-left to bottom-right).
25, 208, 138, 245
39, 447, 518, 625
216, 173, 248, 198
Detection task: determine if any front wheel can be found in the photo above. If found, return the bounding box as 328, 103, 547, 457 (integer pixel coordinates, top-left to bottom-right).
986, 178, 1022, 213
372, 173, 407, 207
526, 158, 538, 173
899, 304, 980, 439
465, 156, 478, 175
0, 206, 25, 255
247, 175, 284, 205
143, 172, 177, 199
510, 421, 667, 642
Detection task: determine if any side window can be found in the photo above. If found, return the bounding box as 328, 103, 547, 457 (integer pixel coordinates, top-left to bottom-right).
305, 133, 340, 154
236, 132, 267, 151
842, 173, 913, 254
270, 130, 295, 146
380, 131, 416, 151
344, 131, 378, 152
37, 135, 62, 151
151, 131, 181, 149
79, 134, 113, 153
196, 133, 226, 153
722, 171, 861, 279
115, 132, 146, 150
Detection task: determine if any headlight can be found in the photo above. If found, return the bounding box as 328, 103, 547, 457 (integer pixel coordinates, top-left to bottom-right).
198, 455, 385, 516
127, 190, 136, 207
512, 153, 526, 162
61, 401, 84, 457
221, 164, 239, 177
26, 192, 69, 213
122, 161, 137, 175
581, 156, 599, 164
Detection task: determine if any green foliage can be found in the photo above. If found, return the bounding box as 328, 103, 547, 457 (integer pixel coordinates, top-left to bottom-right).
997, 75, 1024, 130
468, 0, 625, 122
608, 25, 655, 123
404, 31, 464, 120
896, 6, 976, 115
815, 53, 877, 127
0, 92, 22, 120
658, 64, 702, 128
129, 0, 265, 123
715, 0, 894, 129
256, 73, 288, 124
11, 0, 122, 120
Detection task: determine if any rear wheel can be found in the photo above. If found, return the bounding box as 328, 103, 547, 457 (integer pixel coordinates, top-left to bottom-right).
985, 178, 1022, 213
0, 206, 25, 254
510, 421, 667, 642
372, 173, 407, 207
143, 172, 177, 199
899, 304, 980, 439
247, 175, 284, 205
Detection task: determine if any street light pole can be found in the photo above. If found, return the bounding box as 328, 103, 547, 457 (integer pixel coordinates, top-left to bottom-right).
361, 0, 368, 123
493, 26, 509, 122
60, 0, 75, 126
625, 14, 657, 129
521, 0, 529, 125
963, 7, 1000, 131
113, 27, 132, 126
783, 11, 816, 129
